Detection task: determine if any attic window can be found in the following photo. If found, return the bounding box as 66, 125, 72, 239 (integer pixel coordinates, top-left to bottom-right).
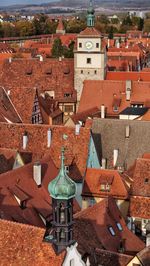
108, 226, 116, 236
100, 183, 111, 192
116, 222, 123, 231
64, 93, 72, 98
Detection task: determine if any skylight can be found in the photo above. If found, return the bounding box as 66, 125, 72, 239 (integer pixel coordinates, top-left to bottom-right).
108, 226, 115, 236
116, 222, 123, 231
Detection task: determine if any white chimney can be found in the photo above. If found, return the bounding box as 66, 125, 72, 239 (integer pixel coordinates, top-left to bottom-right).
9, 57, 12, 63
146, 233, 150, 247
107, 38, 110, 48
126, 80, 132, 101
23, 131, 28, 150
33, 162, 42, 186
7, 90, 10, 96
125, 125, 130, 138
113, 149, 119, 168
101, 104, 105, 119
47, 128, 52, 148
39, 55, 43, 62
75, 124, 81, 135
101, 158, 106, 169
86, 257, 90, 266
59, 56, 62, 62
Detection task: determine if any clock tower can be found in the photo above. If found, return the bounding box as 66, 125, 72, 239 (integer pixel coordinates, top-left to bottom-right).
74, 0, 107, 105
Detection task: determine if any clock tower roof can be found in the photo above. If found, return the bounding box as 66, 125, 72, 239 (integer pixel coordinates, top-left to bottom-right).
79, 27, 101, 37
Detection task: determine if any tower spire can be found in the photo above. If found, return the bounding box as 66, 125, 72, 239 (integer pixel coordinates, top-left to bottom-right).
44, 147, 76, 254
87, 0, 95, 27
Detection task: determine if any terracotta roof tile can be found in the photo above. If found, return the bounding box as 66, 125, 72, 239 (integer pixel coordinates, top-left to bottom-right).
82, 168, 128, 199
106, 71, 150, 81
79, 80, 150, 117
79, 27, 101, 37
75, 197, 145, 254
0, 219, 65, 265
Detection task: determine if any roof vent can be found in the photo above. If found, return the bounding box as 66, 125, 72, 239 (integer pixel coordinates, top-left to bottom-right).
23, 131, 28, 150
47, 128, 52, 148
63, 66, 70, 75
33, 162, 42, 187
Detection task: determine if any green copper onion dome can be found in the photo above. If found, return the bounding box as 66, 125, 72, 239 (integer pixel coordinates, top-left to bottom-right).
48, 147, 76, 200
87, 0, 95, 27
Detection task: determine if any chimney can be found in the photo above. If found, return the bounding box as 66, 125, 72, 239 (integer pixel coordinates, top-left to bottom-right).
125, 125, 130, 138
101, 104, 105, 119
39, 55, 43, 62
7, 90, 10, 96
125, 80, 132, 101
23, 131, 28, 150
59, 57, 62, 62
47, 128, 52, 148
9, 57, 12, 63
33, 162, 42, 186
146, 233, 150, 247
75, 124, 81, 135
101, 158, 106, 169
113, 149, 119, 168
107, 38, 110, 48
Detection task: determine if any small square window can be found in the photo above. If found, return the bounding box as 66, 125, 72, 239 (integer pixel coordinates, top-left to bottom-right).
96, 43, 99, 48
79, 42, 82, 48
87, 58, 91, 64
81, 70, 83, 74
94, 70, 97, 74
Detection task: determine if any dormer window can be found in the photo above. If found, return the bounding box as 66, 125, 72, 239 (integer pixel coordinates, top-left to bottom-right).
108, 226, 116, 236
100, 183, 110, 192
64, 93, 72, 98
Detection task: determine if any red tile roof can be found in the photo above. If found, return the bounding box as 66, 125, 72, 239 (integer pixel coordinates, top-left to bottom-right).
0, 58, 76, 103
129, 158, 150, 197
82, 168, 128, 199
0, 219, 65, 265
0, 87, 22, 123
129, 196, 150, 219
79, 27, 101, 37
0, 148, 32, 174
106, 71, 150, 82
56, 19, 65, 31
75, 197, 145, 254
78, 80, 150, 116
0, 123, 91, 181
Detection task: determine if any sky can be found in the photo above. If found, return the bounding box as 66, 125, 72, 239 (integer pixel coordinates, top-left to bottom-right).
0, 0, 58, 6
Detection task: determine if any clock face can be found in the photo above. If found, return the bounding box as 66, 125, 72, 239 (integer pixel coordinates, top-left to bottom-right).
85, 41, 93, 50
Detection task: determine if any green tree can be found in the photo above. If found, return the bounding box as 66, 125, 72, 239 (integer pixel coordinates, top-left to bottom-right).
51, 38, 63, 58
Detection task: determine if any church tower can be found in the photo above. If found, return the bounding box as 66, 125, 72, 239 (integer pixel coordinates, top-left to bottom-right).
44, 147, 76, 254
74, 0, 107, 105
